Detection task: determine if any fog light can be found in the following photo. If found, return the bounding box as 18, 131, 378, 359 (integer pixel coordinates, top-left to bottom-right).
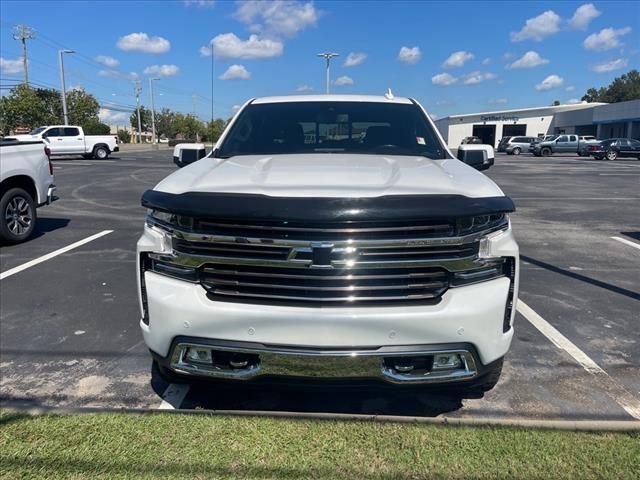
432, 354, 462, 370
185, 347, 212, 364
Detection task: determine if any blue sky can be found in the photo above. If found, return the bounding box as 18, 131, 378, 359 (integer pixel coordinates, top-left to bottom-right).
1, 0, 638, 124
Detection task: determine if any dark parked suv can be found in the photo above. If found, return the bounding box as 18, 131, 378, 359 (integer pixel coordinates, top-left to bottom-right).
588, 138, 640, 160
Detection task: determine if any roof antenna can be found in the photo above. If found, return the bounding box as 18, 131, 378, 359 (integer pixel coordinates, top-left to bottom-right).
384, 88, 394, 100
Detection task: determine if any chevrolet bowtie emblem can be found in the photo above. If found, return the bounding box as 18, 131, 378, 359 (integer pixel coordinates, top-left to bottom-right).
288, 243, 357, 268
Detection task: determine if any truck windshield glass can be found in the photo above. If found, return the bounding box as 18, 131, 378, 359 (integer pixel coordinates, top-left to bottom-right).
29, 127, 46, 135
217, 101, 447, 159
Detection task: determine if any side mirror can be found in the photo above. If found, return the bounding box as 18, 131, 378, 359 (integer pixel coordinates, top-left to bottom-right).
457, 144, 495, 171
173, 143, 207, 168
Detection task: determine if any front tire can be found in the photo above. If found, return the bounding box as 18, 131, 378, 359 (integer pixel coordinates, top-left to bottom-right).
93, 146, 109, 160
606, 150, 618, 161
512, 147, 521, 155
541, 147, 551, 157
456, 357, 504, 396
0, 188, 37, 245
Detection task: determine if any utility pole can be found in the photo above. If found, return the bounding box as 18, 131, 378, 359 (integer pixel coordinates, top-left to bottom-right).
12, 24, 35, 87
317, 52, 339, 94
58, 49, 74, 125
149, 77, 159, 145
134, 80, 142, 144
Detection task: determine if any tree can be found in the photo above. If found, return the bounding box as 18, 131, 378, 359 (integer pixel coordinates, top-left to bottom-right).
552, 100, 561, 106
203, 118, 227, 143
155, 108, 178, 140
66, 88, 100, 126
581, 70, 640, 103
117, 129, 131, 143
130, 106, 152, 132
83, 118, 111, 135
0, 85, 57, 132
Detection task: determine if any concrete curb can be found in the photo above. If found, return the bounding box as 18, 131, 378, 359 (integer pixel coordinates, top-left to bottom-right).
3, 406, 639, 432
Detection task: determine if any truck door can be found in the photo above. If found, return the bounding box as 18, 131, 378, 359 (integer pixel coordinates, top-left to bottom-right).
568, 135, 578, 153
555, 135, 569, 152
60, 127, 84, 154
42, 127, 64, 154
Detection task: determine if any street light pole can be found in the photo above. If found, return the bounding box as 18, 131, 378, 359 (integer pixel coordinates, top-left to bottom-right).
317, 52, 339, 94
58, 49, 74, 125
149, 77, 159, 144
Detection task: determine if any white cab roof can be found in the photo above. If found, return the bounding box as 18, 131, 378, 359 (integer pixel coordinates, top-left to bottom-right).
252, 94, 413, 105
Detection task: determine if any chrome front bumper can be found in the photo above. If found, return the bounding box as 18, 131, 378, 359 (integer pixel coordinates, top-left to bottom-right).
165, 340, 480, 385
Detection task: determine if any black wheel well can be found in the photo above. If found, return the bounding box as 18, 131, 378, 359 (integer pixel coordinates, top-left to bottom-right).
93, 143, 110, 153
0, 175, 37, 202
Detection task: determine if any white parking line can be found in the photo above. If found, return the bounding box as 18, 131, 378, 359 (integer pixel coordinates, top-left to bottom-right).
158, 384, 190, 409
0, 230, 113, 280
517, 299, 640, 420
611, 236, 640, 251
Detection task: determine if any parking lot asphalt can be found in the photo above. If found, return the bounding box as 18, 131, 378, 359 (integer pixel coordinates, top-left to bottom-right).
1, 150, 639, 420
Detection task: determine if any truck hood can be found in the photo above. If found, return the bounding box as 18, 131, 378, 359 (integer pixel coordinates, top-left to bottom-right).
6, 134, 41, 141
154, 154, 504, 198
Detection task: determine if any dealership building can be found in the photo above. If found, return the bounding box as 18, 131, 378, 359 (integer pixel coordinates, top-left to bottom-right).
434, 99, 640, 148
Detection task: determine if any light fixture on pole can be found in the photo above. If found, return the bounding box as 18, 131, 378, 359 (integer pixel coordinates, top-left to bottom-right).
317, 52, 339, 94
149, 77, 160, 145
58, 49, 74, 125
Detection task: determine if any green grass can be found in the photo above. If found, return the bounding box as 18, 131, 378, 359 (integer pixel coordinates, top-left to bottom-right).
1, 410, 638, 479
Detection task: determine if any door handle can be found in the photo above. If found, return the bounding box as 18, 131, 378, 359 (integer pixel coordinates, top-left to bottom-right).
57, 138, 63, 141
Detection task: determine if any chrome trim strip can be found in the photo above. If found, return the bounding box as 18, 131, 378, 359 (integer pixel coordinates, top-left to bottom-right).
169, 342, 478, 384
202, 278, 446, 291
201, 267, 447, 281
203, 288, 441, 302
196, 221, 454, 234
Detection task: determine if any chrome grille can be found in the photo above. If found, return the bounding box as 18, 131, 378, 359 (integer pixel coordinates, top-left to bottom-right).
147, 216, 508, 306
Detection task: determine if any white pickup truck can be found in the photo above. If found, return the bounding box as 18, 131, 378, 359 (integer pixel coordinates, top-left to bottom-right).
138, 95, 519, 394
6, 125, 118, 159
0, 139, 56, 244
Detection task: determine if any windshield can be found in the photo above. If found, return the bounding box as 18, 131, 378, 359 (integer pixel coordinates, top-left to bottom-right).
29, 127, 46, 135
217, 101, 447, 159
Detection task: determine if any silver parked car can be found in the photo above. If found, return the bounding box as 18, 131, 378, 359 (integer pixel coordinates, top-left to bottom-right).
504, 136, 538, 155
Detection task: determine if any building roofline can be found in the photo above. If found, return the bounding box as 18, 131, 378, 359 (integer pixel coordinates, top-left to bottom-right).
437, 102, 609, 120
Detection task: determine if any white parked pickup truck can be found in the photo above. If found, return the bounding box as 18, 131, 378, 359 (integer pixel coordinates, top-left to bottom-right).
6, 125, 118, 159
138, 95, 519, 394
0, 139, 56, 244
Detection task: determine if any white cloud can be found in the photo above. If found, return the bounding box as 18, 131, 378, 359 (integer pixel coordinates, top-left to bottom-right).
334, 75, 354, 86
569, 3, 601, 30
592, 58, 628, 73
510, 10, 561, 42
583, 27, 632, 51
184, 0, 215, 7
442, 50, 474, 68
566, 98, 582, 104
210, 33, 283, 59
219, 64, 250, 80
98, 108, 128, 124
463, 71, 497, 85
344, 52, 367, 67
95, 55, 120, 68
481, 57, 491, 65
535, 74, 564, 91
488, 98, 508, 104
397, 46, 421, 64
566, 85, 576, 91
431, 73, 457, 86
98, 69, 137, 80
143, 64, 180, 77
117, 33, 170, 54
233, 0, 318, 38
430, 113, 439, 120
232, 104, 242, 112
506, 51, 549, 69
0, 57, 23, 74
296, 84, 313, 92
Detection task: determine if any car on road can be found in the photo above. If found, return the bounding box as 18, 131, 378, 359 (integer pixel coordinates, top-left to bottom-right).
587, 138, 640, 160
497, 136, 513, 152
138, 94, 519, 394
5, 125, 118, 159
460, 136, 482, 145
0, 139, 56, 244
504, 136, 538, 155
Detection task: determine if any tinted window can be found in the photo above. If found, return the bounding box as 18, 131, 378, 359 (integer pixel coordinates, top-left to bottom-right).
63, 127, 80, 136
629, 139, 640, 147
618, 139, 631, 147
512, 137, 525, 143
218, 101, 446, 159
44, 127, 62, 137
557, 135, 569, 142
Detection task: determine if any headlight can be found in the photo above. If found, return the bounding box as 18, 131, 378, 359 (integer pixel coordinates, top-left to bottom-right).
146, 209, 194, 230
457, 213, 508, 235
